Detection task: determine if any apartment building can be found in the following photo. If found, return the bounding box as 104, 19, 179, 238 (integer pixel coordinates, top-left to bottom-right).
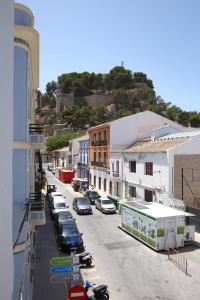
77, 136, 90, 179
89, 111, 184, 197
0, 1, 14, 300
13, 4, 44, 300
122, 130, 200, 225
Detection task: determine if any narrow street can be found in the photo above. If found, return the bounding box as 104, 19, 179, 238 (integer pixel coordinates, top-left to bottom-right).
34, 170, 200, 300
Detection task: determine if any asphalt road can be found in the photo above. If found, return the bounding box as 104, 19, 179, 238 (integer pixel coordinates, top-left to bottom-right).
46, 170, 200, 300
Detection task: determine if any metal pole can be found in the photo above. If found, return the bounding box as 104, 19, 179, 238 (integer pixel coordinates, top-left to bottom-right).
181, 168, 184, 200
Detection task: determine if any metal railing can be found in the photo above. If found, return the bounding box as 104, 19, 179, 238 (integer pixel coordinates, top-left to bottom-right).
168, 248, 188, 275
77, 162, 88, 167
91, 140, 107, 146
91, 161, 107, 168
29, 123, 44, 135
30, 192, 45, 211
112, 170, 119, 177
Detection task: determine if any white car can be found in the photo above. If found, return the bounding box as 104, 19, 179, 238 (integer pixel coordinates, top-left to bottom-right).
50, 200, 69, 219
49, 192, 65, 207
95, 198, 116, 214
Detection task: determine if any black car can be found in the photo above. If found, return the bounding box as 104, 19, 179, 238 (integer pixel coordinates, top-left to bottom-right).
73, 197, 92, 215
54, 211, 75, 231
57, 222, 84, 253
84, 190, 101, 205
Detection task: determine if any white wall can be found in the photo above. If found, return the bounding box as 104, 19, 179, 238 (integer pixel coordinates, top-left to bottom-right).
123, 152, 169, 200
110, 111, 183, 152
0, 1, 14, 300
90, 168, 110, 196
167, 134, 200, 196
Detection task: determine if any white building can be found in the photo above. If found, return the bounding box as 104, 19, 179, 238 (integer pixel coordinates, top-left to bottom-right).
52, 146, 70, 169
89, 111, 184, 197
122, 129, 200, 207
0, 3, 44, 300
69, 134, 89, 175
0, 1, 14, 300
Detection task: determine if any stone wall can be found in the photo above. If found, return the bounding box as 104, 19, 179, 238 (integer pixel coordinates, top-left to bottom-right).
56, 93, 112, 113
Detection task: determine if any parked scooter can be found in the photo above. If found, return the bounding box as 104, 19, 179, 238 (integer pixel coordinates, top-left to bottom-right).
85, 281, 109, 299
79, 252, 93, 267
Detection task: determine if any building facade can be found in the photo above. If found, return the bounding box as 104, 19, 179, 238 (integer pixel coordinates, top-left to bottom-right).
89, 111, 184, 198
52, 146, 70, 169
77, 137, 90, 179
13, 4, 44, 300
0, 1, 14, 300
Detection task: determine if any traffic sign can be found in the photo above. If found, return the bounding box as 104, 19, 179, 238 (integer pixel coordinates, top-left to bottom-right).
68, 285, 87, 300
50, 256, 79, 266
50, 273, 80, 284
50, 265, 79, 275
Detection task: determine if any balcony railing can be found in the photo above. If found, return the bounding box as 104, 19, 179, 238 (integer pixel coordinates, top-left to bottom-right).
78, 162, 88, 167
112, 170, 120, 177
30, 192, 45, 211
91, 140, 107, 146
91, 161, 108, 168
30, 192, 46, 225
29, 124, 44, 135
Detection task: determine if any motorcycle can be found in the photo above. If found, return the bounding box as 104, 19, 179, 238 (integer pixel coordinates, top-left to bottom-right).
79, 252, 93, 267
85, 281, 109, 299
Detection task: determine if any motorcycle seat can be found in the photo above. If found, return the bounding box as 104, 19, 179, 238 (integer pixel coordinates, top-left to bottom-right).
93, 285, 107, 294
79, 252, 89, 259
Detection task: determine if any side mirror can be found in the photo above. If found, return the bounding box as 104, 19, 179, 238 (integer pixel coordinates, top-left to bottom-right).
80, 233, 83, 236
64, 196, 66, 198
66, 205, 69, 208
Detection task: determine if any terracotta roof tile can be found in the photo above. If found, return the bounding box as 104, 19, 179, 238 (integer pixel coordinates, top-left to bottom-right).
124, 138, 189, 153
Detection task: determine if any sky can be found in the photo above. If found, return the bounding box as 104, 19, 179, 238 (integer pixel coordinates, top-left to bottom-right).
19, 0, 200, 112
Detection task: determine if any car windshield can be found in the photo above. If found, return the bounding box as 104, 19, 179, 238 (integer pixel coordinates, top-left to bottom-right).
89, 192, 99, 197
53, 193, 62, 197
62, 224, 79, 236
101, 200, 113, 205
59, 213, 73, 221
54, 202, 66, 208
77, 198, 89, 205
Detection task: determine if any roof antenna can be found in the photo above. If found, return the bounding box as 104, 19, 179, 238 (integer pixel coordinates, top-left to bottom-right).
121, 60, 124, 68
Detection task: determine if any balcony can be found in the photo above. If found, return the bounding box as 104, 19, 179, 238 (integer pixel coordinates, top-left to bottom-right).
91, 161, 108, 168
91, 140, 107, 146
78, 162, 88, 168
30, 192, 46, 226
29, 124, 44, 148
29, 123, 44, 134
112, 170, 120, 177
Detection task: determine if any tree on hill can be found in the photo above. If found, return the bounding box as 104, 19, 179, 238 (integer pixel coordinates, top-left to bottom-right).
46, 81, 58, 96
46, 132, 83, 152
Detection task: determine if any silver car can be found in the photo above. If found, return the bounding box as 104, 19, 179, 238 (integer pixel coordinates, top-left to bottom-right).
50, 201, 69, 219
95, 198, 116, 214
73, 197, 92, 215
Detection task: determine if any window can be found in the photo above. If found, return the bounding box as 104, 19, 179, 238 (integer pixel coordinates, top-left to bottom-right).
89, 173, 91, 185
144, 189, 153, 202
145, 162, 153, 176
98, 177, 101, 190
109, 181, 112, 195
104, 130, 107, 140
98, 131, 101, 141
116, 161, 119, 175
94, 175, 96, 187
129, 161, 136, 173
104, 178, 107, 192
129, 186, 136, 198
103, 152, 107, 162
98, 152, 101, 161
94, 152, 96, 162
93, 133, 96, 141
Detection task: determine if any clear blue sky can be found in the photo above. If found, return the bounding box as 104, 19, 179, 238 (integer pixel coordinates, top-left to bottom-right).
19, 0, 200, 111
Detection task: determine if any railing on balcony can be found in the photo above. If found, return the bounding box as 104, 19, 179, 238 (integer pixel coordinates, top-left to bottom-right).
78, 162, 88, 167
29, 124, 44, 135
112, 170, 120, 177
30, 192, 45, 211
91, 140, 107, 146
91, 161, 108, 168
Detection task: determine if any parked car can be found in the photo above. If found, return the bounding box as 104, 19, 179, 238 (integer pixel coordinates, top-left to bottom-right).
95, 198, 116, 214
84, 190, 101, 205
50, 201, 69, 219
49, 192, 65, 207
54, 211, 75, 231
71, 178, 89, 191
73, 197, 92, 215
57, 222, 84, 253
